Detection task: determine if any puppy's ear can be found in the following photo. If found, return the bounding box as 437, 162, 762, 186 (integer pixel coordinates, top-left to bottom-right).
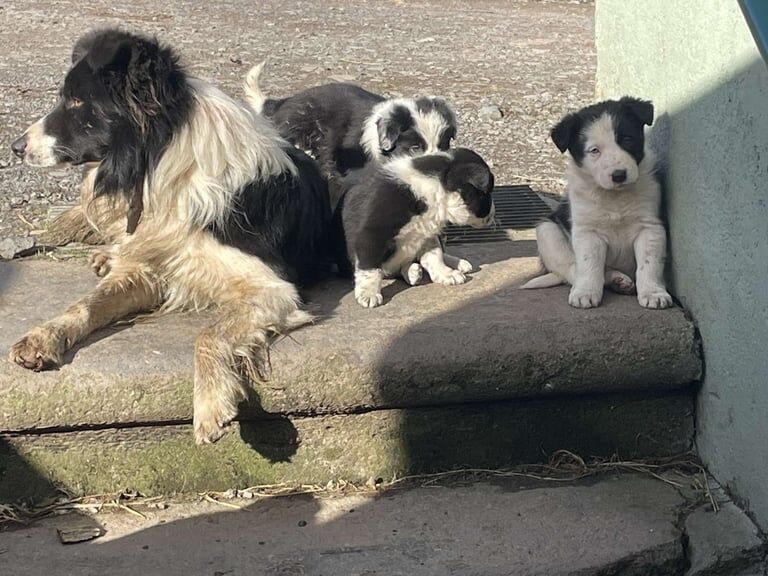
551, 113, 580, 154
620, 97, 654, 126
376, 105, 413, 152
445, 163, 494, 194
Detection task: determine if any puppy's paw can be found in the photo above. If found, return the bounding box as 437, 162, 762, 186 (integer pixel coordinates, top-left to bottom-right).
638, 290, 673, 309
606, 271, 635, 295
193, 403, 235, 445
431, 269, 467, 286
9, 327, 65, 371
355, 292, 384, 308
455, 258, 474, 274
403, 263, 423, 286
568, 287, 603, 309
89, 250, 112, 278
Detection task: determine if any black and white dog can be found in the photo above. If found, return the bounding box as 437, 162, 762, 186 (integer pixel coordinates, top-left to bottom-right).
9, 29, 332, 444
521, 97, 672, 309
244, 63, 457, 190
336, 148, 495, 308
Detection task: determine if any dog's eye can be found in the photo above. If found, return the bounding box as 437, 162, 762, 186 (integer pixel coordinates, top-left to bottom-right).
588, 146, 600, 155
67, 98, 84, 109
410, 145, 423, 152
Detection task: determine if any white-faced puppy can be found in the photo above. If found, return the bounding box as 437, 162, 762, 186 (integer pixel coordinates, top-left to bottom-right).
9, 29, 332, 444
521, 97, 673, 310
245, 63, 457, 188
335, 148, 495, 308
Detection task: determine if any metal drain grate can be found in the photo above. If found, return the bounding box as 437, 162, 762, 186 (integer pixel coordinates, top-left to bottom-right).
445, 184, 551, 245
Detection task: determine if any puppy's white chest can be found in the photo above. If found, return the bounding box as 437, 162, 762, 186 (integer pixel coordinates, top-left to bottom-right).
383, 207, 444, 273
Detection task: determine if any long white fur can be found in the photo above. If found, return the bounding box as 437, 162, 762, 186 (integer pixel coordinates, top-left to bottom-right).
521, 112, 672, 309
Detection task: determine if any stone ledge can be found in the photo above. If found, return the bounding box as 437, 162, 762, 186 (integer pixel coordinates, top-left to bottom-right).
0, 244, 702, 431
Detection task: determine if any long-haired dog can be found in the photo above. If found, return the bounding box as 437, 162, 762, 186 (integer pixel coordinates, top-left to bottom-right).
9, 29, 332, 443
335, 148, 495, 308
244, 63, 458, 186
521, 97, 673, 309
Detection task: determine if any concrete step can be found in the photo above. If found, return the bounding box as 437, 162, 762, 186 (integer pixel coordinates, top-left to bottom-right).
0, 244, 702, 499
1, 475, 765, 576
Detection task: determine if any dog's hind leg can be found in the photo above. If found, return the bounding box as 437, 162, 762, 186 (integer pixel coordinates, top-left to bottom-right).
400, 262, 423, 286
9, 262, 160, 371
442, 251, 474, 274
521, 220, 575, 289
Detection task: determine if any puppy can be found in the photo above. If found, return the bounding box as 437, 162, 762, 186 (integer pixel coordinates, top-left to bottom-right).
521, 97, 673, 309
9, 29, 332, 444
335, 148, 495, 308
244, 63, 457, 191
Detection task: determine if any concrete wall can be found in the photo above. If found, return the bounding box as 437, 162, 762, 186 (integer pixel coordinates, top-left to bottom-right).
595, 1, 768, 529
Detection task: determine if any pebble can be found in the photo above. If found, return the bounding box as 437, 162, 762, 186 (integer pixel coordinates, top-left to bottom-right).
0, 235, 35, 260
479, 104, 504, 121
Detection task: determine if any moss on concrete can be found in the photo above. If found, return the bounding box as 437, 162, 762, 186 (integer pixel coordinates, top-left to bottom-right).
1, 392, 694, 502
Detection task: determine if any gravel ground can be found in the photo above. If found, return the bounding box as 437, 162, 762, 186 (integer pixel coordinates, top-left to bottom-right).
0, 0, 595, 249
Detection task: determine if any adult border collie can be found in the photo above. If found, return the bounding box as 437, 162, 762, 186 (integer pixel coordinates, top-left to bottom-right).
336, 148, 495, 308
521, 97, 673, 310
9, 29, 332, 444
244, 63, 457, 193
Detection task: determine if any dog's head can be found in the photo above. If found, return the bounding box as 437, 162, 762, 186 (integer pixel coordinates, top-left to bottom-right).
411, 147, 495, 228
551, 97, 654, 190
362, 97, 457, 161
11, 29, 192, 231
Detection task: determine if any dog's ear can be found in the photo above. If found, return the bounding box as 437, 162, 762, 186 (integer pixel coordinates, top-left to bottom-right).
445, 162, 494, 194
410, 154, 451, 177
620, 97, 654, 126
551, 113, 580, 154
376, 105, 413, 152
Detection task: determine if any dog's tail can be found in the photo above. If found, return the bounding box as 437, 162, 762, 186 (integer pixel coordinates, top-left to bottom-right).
244, 61, 267, 114
520, 272, 565, 290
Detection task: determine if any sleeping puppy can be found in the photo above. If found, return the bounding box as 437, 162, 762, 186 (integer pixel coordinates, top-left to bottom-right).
244, 63, 457, 192
521, 97, 673, 309
335, 148, 495, 308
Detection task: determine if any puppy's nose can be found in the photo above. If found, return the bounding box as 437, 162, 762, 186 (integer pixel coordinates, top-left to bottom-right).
611, 169, 627, 184
11, 137, 27, 158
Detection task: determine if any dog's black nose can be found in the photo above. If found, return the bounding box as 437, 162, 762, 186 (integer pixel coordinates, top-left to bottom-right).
11, 137, 27, 158
611, 169, 627, 184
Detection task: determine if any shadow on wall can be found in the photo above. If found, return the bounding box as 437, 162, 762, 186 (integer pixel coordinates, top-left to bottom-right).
647, 57, 768, 528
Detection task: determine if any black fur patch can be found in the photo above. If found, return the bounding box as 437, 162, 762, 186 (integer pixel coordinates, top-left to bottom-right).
547, 197, 572, 233
551, 97, 654, 166
263, 83, 385, 177
207, 147, 332, 286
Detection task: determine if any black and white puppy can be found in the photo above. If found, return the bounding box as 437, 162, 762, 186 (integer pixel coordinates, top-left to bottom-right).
336, 148, 495, 308
521, 97, 672, 309
244, 63, 457, 187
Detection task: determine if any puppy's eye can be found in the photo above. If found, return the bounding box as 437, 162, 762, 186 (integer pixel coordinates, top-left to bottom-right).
67, 98, 84, 109
409, 144, 423, 152
588, 146, 600, 156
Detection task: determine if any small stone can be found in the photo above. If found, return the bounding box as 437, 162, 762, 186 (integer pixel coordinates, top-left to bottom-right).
229, 54, 242, 65
479, 105, 503, 121
0, 236, 35, 260
297, 520, 307, 527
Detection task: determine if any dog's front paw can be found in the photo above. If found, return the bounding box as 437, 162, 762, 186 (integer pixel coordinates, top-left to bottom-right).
568, 287, 603, 309
403, 263, 423, 286
431, 269, 467, 286
355, 291, 384, 308
638, 290, 673, 309
193, 401, 236, 445
454, 258, 474, 274
9, 327, 65, 371
89, 250, 112, 278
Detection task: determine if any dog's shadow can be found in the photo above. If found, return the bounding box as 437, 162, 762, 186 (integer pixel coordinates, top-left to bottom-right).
60, 321, 136, 367
238, 387, 299, 463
